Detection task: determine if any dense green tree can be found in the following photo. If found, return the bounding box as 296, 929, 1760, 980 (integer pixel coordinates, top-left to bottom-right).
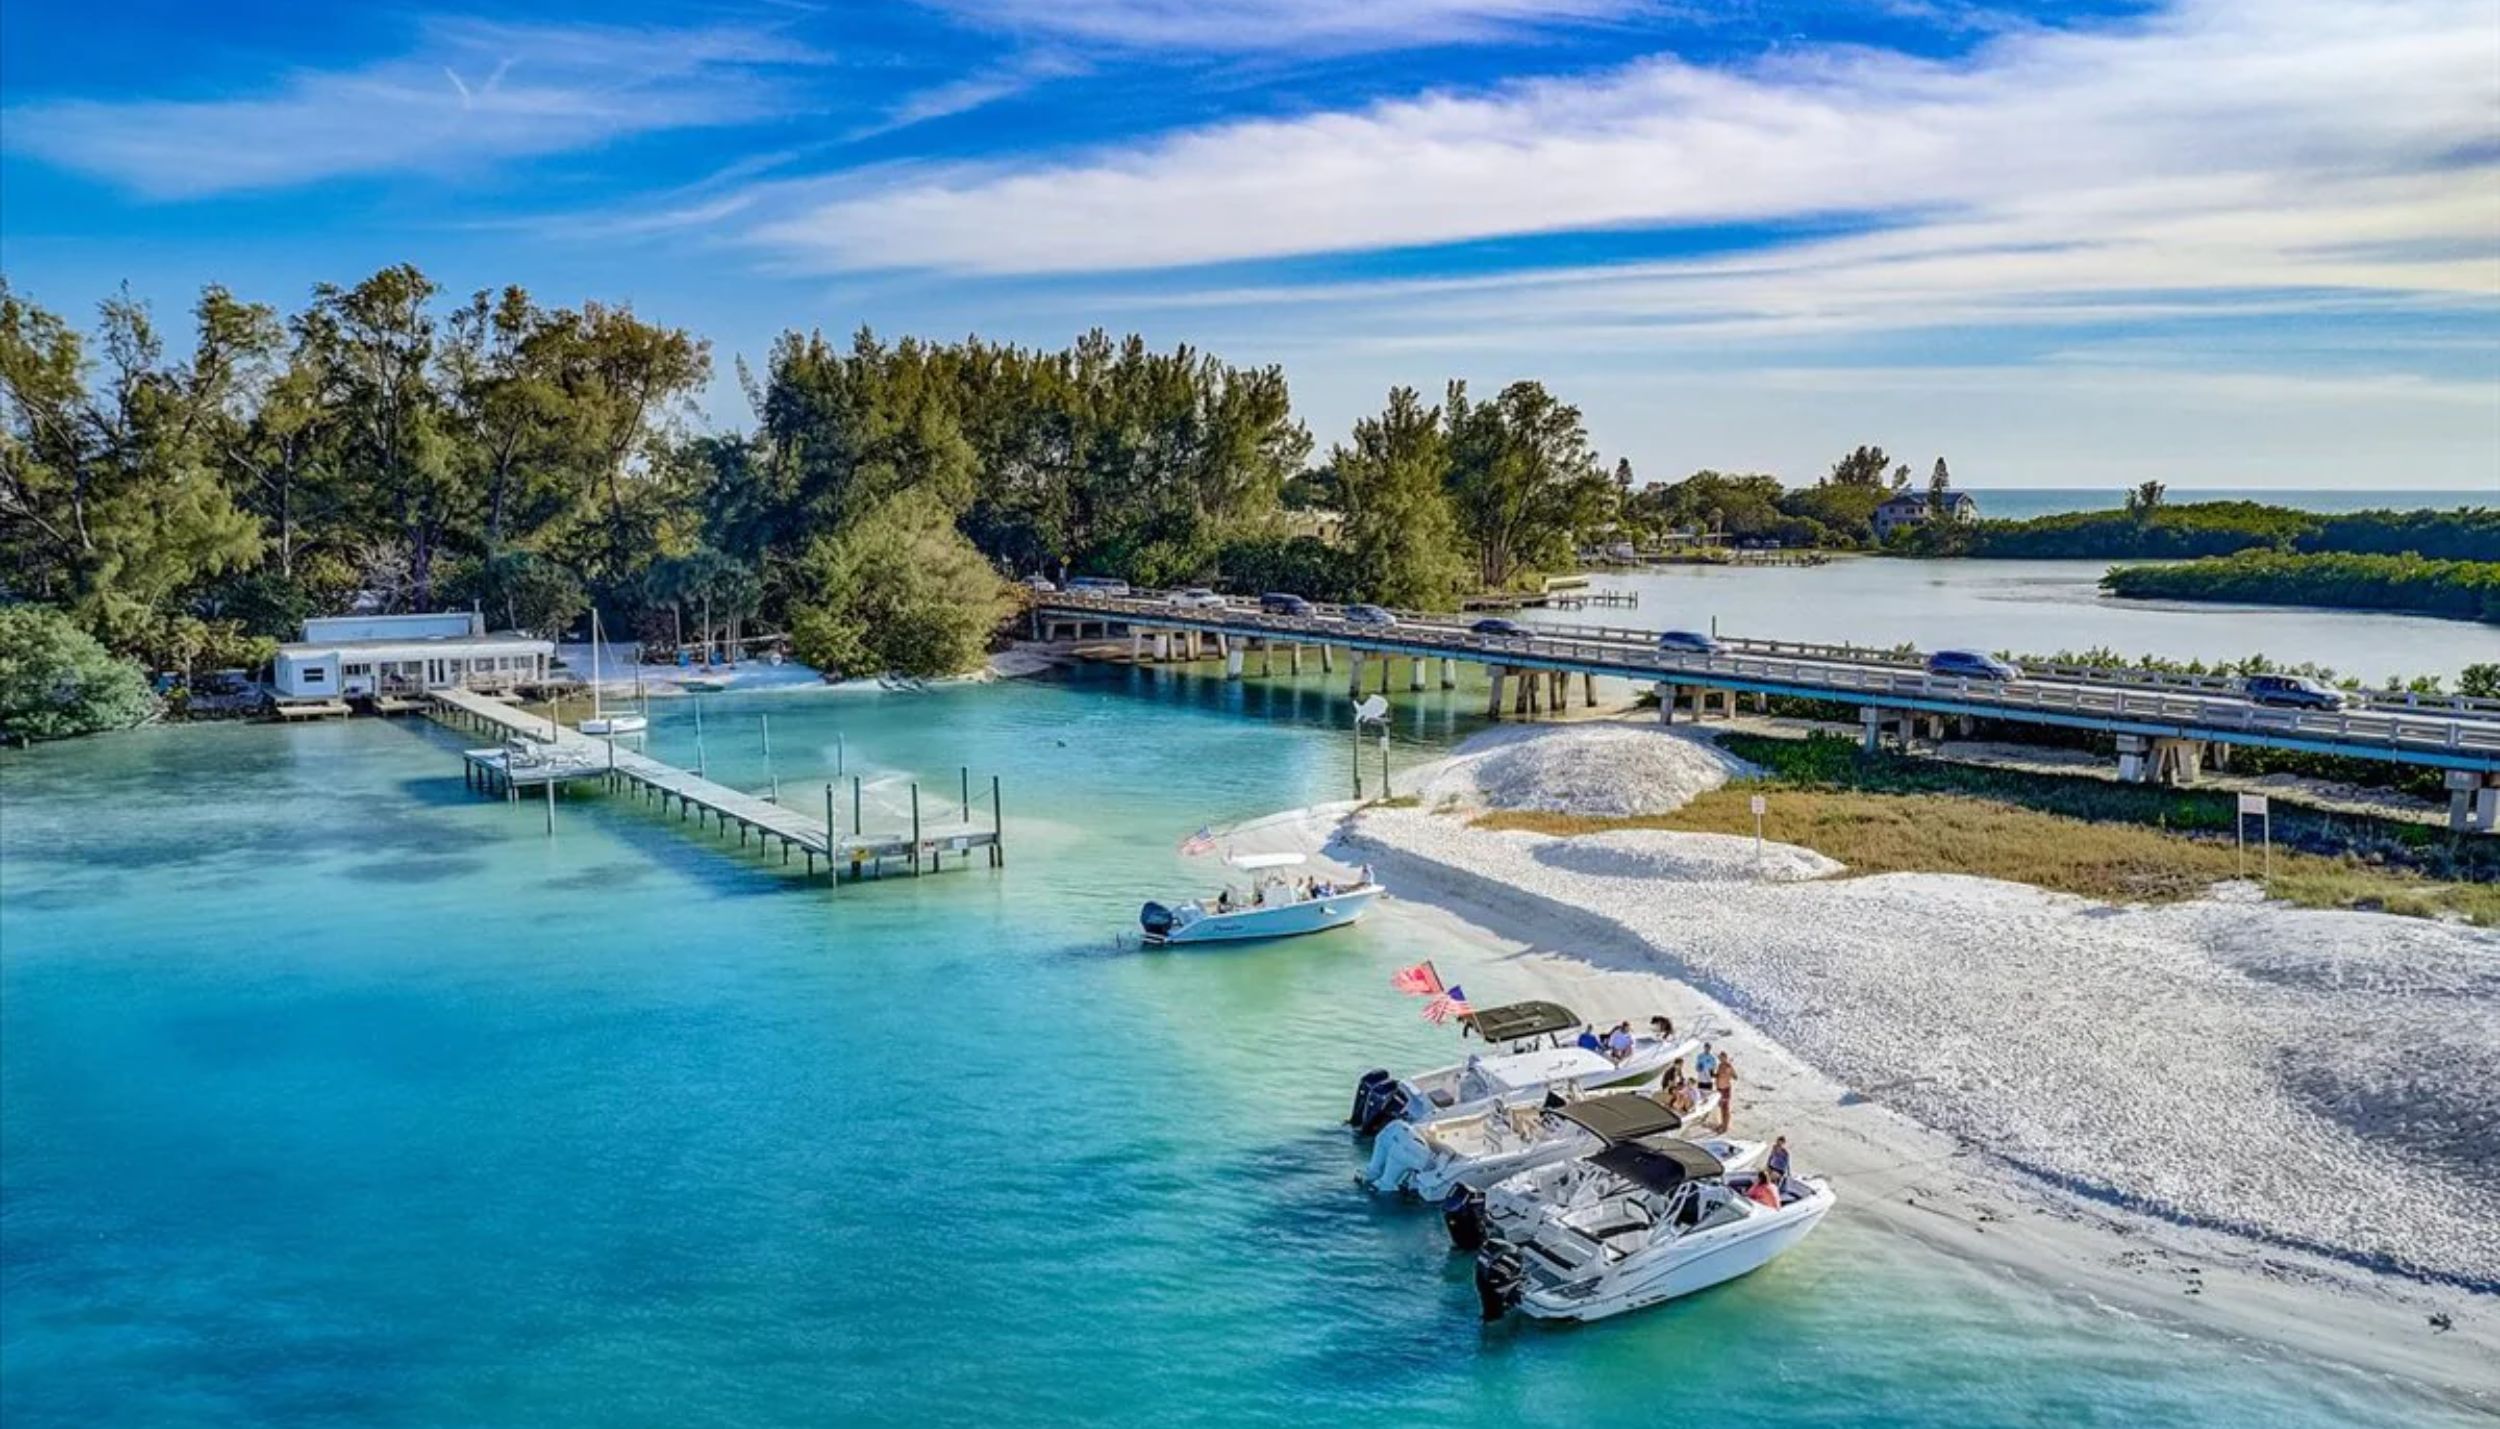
443, 549, 589, 640
1444, 380, 1615, 588
0, 281, 268, 646
789, 488, 1009, 677
0, 602, 155, 739
1928, 457, 1951, 510
1827, 445, 1894, 489
1329, 387, 1466, 608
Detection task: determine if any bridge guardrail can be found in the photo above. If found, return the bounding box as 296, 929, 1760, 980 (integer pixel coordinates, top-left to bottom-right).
1037, 593, 2500, 760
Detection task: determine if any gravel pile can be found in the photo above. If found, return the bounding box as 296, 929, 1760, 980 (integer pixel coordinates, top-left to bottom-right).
1421, 722, 1753, 817
1350, 807, 2500, 1289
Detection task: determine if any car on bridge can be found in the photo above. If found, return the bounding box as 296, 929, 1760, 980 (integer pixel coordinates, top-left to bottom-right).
1260, 592, 1315, 616
1168, 587, 1226, 609
2241, 673, 2348, 711
1926, 649, 2023, 682
1471, 617, 1531, 637
1340, 604, 1399, 628
1067, 576, 1131, 595
1022, 574, 1057, 592
1655, 629, 1724, 655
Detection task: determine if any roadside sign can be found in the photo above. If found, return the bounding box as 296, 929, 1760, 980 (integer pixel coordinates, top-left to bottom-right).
1749, 793, 1767, 867
1750, 794, 1768, 816
2236, 792, 2272, 883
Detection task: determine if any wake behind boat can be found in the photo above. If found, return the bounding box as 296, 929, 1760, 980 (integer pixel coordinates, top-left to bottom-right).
1139, 853, 1382, 946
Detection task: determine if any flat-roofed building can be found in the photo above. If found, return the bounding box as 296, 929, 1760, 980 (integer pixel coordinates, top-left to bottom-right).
272, 612, 554, 702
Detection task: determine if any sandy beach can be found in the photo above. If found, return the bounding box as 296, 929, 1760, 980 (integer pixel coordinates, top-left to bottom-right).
1223, 724, 2500, 1413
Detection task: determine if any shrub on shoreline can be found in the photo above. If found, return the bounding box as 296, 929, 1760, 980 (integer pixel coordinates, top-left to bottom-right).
2100, 551, 2499, 623
0, 605, 157, 742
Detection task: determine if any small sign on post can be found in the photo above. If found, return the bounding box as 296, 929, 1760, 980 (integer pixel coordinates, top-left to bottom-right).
2237, 791, 2271, 883
1749, 793, 1768, 864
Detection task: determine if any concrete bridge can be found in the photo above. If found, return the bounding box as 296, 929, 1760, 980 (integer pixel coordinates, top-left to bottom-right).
1031, 591, 2500, 831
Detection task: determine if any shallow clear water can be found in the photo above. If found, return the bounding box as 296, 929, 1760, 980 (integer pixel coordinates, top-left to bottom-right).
0, 670, 2471, 1426
1558, 560, 2494, 682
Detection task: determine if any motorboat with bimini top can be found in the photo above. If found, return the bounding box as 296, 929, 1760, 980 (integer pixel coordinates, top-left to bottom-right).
1140, 853, 1382, 946
1361, 1083, 1719, 1202
1467, 1134, 1830, 1322
1347, 1001, 1693, 1138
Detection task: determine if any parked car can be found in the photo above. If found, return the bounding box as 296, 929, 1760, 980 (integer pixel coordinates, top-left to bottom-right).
1471, 617, 1530, 637
1167, 587, 1226, 609
1925, 649, 2023, 682
1655, 629, 1724, 655
1341, 604, 1399, 628
1022, 574, 1057, 592
1260, 592, 1315, 616
1066, 575, 1131, 596
2241, 673, 2347, 711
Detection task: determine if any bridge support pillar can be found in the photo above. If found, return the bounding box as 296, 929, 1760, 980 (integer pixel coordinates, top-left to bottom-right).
2446, 771, 2500, 833
1130, 630, 1142, 664
1488, 666, 1509, 720
1380, 657, 1393, 695
1153, 632, 1172, 662
1321, 644, 1334, 673
1215, 633, 1229, 658
1410, 658, 1426, 691
1859, 706, 1884, 753
1440, 657, 1457, 689
1582, 672, 1598, 708
1516, 670, 1536, 717
1289, 644, 1304, 675
1658, 683, 1679, 725
2152, 738, 2205, 785
1348, 650, 1366, 698
1225, 647, 1245, 680
2115, 734, 2151, 783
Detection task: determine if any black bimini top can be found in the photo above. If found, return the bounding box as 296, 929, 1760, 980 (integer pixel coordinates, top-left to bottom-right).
1588, 1135, 1727, 1194
1464, 1000, 1581, 1045
1550, 1094, 1682, 1145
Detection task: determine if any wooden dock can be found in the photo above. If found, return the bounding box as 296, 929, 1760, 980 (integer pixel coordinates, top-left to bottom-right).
426, 687, 1001, 885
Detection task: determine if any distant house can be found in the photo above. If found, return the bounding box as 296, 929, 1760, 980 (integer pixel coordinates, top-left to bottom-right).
271, 612, 555, 702
1873, 490, 1980, 539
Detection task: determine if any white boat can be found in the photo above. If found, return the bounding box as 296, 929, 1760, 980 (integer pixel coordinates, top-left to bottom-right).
1468, 1135, 1831, 1322
1139, 853, 1381, 946
1360, 1085, 1720, 1202
1347, 1001, 1694, 1138
578, 610, 649, 737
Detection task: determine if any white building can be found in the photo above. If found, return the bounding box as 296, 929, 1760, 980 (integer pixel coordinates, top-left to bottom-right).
1873, 490, 1980, 539
271, 612, 555, 702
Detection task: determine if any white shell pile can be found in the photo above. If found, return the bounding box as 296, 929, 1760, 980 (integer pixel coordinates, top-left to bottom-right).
1420, 722, 1754, 817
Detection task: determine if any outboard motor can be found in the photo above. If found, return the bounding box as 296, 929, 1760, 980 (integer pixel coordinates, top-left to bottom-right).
1347, 1070, 1393, 1128
1354, 1080, 1412, 1139
1474, 1239, 1526, 1321
1443, 1185, 1488, 1252
1139, 902, 1176, 939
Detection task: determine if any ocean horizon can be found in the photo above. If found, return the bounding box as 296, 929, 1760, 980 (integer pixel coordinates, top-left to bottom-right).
1959, 487, 2489, 522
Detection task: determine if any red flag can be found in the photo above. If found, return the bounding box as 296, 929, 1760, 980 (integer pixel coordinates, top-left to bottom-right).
1390, 960, 1443, 996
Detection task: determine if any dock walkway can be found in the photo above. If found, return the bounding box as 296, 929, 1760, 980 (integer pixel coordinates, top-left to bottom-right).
426, 687, 1001, 883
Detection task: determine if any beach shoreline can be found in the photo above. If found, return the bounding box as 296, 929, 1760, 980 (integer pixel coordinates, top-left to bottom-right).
1217, 758, 2500, 1414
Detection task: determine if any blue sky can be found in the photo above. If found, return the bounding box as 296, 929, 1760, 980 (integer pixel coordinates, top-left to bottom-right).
4, 0, 2494, 491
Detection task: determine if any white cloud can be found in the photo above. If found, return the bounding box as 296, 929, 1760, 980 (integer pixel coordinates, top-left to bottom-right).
750, 0, 2500, 345
922, 0, 1645, 53
853, 53, 1090, 141
3, 19, 825, 198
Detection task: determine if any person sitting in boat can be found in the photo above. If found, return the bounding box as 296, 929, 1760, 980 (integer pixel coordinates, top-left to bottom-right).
1744, 1175, 1782, 1209
1649, 1014, 1675, 1040
1216, 886, 1236, 912
1358, 862, 1375, 886
1575, 1025, 1603, 1053
1604, 1022, 1634, 1062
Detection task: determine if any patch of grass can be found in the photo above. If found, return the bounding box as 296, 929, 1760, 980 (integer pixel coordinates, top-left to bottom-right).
1473, 734, 2499, 925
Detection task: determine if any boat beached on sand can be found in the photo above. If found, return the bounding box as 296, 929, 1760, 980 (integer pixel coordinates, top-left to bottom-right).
1467, 1133, 1831, 1322
1139, 853, 1382, 946
1347, 1001, 1693, 1139
1360, 1084, 1719, 1202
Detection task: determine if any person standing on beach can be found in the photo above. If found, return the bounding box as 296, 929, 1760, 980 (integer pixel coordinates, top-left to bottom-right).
1713, 1053, 1738, 1132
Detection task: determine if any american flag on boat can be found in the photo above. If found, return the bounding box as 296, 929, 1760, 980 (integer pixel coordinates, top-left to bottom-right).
1178, 826, 1218, 856
1390, 961, 1443, 996
1423, 984, 1472, 1024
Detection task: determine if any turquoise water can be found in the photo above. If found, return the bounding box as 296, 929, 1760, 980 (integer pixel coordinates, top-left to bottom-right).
0, 669, 2469, 1426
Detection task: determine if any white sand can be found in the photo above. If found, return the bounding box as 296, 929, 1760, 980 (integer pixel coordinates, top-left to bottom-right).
1419, 719, 1751, 816
1304, 723, 2500, 1405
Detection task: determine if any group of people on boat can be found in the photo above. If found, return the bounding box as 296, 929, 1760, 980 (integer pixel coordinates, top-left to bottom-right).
1573, 1015, 1677, 1065
1210, 863, 1376, 913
